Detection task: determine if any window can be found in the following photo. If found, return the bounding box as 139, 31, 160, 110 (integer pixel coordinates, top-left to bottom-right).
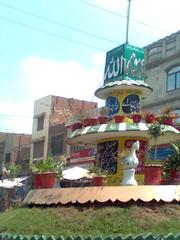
71, 145, 84, 152
5, 153, 11, 163
167, 66, 180, 91
51, 135, 63, 155
172, 109, 180, 124
33, 140, 44, 158
37, 115, 44, 131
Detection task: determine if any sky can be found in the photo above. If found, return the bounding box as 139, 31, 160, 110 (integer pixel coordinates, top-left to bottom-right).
0, 0, 179, 134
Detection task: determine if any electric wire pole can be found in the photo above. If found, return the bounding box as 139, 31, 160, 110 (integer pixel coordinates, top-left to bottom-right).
126, 0, 131, 44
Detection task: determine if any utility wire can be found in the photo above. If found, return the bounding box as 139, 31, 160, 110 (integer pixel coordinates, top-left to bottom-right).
0, 16, 107, 51
78, 0, 170, 34
0, 1, 119, 44
0, 113, 32, 119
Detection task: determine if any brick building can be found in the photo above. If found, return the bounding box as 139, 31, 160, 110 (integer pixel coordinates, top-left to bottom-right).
0, 132, 31, 175
30, 95, 97, 164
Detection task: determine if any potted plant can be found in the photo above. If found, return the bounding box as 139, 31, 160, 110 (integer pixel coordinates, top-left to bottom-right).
31, 156, 65, 189
160, 107, 177, 126
88, 163, 106, 186
83, 110, 98, 127
144, 122, 165, 185
163, 141, 180, 182
131, 112, 142, 123
144, 159, 163, 185
65, 115, 82, 131
71, 114, 83, 131
98, 107, 109, 124
144, 112, 156, 123
113, 114, 124, 123
7, 164, 22, 181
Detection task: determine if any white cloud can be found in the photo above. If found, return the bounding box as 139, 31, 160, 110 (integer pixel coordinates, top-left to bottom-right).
131, 0, 180, 32
0, 101, 33, 134
1, 56, 106, 134
93, 0, 180, 42
91, 53, 105, 66
21, 56, 103, 102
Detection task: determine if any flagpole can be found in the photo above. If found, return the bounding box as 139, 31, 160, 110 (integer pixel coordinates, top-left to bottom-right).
126, 0, 131, 44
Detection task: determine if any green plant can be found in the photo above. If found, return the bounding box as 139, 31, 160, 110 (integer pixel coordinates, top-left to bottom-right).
163, 141, 180, 174
8, 165, 22, 181
158, 107, 177, 124
31, 156, 66, 180
0, 205, 180, 236
144, 159, 164, 166
99, 106, 109, 116
148, 122, 164, 160
56, 155, 66, 180
88, 163, 106, 176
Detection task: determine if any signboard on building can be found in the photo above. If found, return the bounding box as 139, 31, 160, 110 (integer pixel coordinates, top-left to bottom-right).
68, 148, 95, 166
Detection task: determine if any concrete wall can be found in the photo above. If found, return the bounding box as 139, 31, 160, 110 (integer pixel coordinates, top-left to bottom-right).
142, 31, 180, 113
30, 95, 52, 163
30, 95, 98, 163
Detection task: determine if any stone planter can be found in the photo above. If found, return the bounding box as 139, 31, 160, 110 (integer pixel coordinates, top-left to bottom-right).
144, 165, 163, 185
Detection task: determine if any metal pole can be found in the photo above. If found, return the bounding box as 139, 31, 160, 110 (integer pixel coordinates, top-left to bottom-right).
126, 0, 131, 44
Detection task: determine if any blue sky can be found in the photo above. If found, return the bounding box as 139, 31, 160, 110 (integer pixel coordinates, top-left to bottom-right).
0, 0, 179, 133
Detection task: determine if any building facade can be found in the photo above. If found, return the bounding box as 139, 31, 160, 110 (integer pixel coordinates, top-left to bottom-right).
142, 31, 180, 122
30, 95, 97, 164
0, 132, 31, 175
142, 31, 180, 159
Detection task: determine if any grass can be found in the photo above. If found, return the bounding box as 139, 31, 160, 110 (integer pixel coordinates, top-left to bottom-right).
0, 202, 180, 237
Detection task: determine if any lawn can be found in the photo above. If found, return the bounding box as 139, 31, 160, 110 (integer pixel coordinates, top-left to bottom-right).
0, 202, 180, 237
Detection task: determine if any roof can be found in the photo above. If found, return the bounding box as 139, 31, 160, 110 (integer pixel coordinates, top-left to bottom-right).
95, 80, 153, 99
23, 185, 180, 205
144, 30, 180, 49
68, 123, 180, 146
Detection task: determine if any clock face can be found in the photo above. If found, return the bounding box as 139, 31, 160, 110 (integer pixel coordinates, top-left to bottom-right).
122, 94, 140, 114
106, 96, 120, 116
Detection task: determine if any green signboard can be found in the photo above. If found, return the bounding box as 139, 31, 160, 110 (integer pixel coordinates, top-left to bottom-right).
103, 43, 144, 84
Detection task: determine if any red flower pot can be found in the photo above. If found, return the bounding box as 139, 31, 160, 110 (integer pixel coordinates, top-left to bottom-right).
40, 172, 56, 188
114, 115, 124, 123
83, 118, 98, 127
163, 117, 174, 126
145, 113, 156, 123
91, 176, 105, 186
169, 169, 179, 181
33, 173, 42, 189
98, 116, 108, 124
132, 114, 141, 123
71, 122, 82, 131
161, 179, 169, 185
144, 165, 163, 185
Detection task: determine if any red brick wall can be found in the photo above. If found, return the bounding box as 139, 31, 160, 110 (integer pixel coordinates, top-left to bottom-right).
50, 96, 97, 125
